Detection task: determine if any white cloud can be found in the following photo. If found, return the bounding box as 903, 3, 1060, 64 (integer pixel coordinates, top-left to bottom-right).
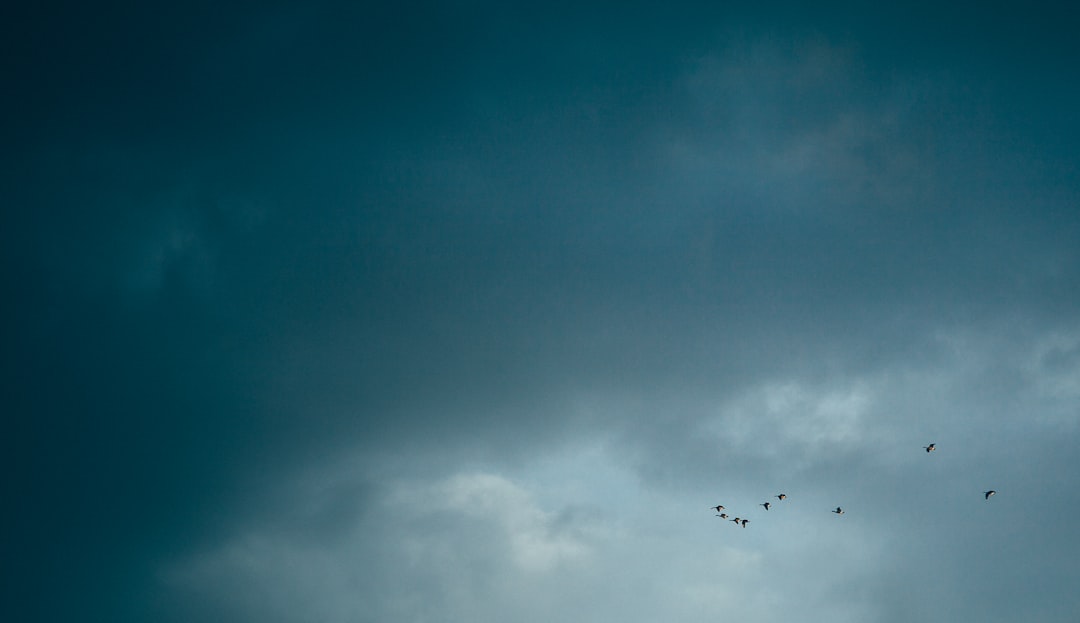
405, 471, 595, 573
704, 380, 873, 456
162, 426, 913, 623
163, 467, 605, 622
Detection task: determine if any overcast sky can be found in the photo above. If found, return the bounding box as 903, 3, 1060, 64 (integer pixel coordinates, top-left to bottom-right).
5, 2, 1080, 622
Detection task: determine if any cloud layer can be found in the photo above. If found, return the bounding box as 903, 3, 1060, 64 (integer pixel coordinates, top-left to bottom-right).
5, 2, 1080, 622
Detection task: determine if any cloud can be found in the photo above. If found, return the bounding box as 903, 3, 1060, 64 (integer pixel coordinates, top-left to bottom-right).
163, 468, 603, 622
8, 5, 1080, 623
162, 435, 909, 623
408, 472, 595, 572
709, 380, 871, 449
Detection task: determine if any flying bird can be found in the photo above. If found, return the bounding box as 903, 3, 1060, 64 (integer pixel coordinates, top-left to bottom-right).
776, 493, 787, 500
716, 513, 729, 519
984, 490, 996, 500
710, 505, 725, 512
740, 519, 749, 528
730, 517, 741, 525
924, 443, 936, 453
832, 507, 844, 515
761, 502, 771, 511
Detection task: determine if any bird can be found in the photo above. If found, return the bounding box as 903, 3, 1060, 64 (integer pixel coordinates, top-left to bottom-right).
776, 493, 787, 500
730, 517, 741, 525
716, 513, 728, 519
984, 490, 996, 500
832, 507, 844, 515
924, 443, 936, 453
740, 519, 749, 528
710, 505, 725, 512
761, 502, 771, 511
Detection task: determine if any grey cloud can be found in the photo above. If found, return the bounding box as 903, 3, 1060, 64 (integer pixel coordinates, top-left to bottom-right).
6, 2, 1080, 622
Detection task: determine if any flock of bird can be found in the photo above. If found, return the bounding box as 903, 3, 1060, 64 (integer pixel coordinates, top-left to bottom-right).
710, 442, 997, 527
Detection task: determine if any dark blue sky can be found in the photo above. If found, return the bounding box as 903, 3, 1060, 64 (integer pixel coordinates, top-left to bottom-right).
5, 2, 1080, 622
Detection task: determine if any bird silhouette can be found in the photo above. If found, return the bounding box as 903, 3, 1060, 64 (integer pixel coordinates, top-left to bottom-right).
716, 513, 729, 519
924, 443, 936, 453
710, 505, 725, 512
730, 517, 741, 525
761, 502, 771, 511
832, 507, 844, 515
984, 490, 996, 500
776, 493, 787, 500
740, 519, 749, 528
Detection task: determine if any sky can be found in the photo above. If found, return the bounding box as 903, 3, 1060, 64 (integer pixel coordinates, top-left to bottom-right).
4, 2, 1080, 621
